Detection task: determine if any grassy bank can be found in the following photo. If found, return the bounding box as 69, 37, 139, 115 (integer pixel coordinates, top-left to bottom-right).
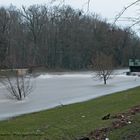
0, 86, 140, 140
109, 113, 140, 140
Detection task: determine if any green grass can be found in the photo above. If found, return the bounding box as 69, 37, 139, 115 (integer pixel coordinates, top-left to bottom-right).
0, 86, 140, 140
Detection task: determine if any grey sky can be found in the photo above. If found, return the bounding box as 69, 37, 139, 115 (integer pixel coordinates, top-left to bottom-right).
0, 0, 139, 27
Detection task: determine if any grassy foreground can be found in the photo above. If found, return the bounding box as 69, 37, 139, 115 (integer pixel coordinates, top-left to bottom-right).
0, 87, 140, 140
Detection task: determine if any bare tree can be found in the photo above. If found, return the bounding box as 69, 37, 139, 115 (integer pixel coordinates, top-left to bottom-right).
0, 8, 10, 68
0, 5, 139, 70
0, 70, 33, 100
92, 53, 115, 85
21, 5, 48, 66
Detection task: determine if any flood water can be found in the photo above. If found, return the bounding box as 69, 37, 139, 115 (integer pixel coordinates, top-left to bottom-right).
0, 69, 140, 120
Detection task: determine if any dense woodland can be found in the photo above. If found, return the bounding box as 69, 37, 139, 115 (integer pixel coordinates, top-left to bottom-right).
0, 5, 140, 70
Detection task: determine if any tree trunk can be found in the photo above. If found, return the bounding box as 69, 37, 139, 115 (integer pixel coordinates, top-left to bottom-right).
104, 76, 107, 85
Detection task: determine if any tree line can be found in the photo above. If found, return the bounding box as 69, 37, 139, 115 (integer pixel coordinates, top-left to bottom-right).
0, 5, 140, 70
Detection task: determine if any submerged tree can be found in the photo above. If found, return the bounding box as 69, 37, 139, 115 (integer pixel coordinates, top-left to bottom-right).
92, 53, 115, 85
0, 70, 33, 100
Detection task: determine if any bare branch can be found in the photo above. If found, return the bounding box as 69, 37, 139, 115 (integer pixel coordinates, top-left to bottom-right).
92, 53, 115, 85
87, 0, 90, 12
0, 70, 33, 100
113, 0, 140, 25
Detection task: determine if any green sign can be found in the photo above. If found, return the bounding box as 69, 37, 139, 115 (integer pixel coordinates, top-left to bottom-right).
129, 59, 140, 66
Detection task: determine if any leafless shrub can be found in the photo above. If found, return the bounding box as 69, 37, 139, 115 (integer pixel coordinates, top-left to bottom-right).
0, 70, 33, 100
92, 53, 115, 85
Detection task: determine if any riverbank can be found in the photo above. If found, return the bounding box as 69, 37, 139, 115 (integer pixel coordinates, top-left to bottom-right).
0, 86, 140, 140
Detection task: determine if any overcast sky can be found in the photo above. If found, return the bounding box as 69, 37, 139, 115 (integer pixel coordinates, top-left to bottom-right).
0, 0, 139, 27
